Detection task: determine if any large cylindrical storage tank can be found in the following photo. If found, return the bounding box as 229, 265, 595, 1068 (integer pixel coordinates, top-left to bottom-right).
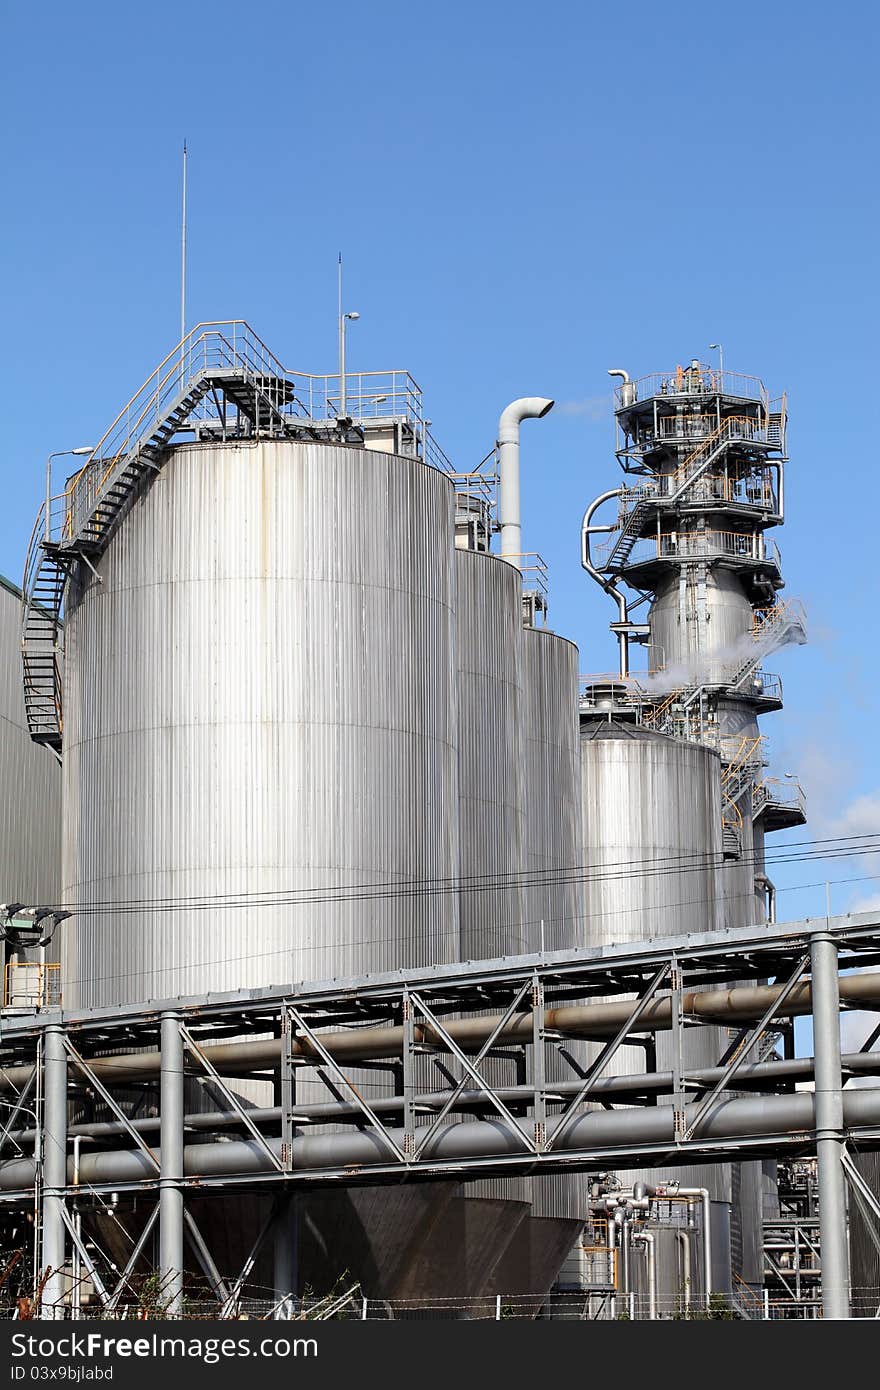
60, 436, 473, 1299
61, 439, 460, 1002
452, 548, 532, 1290
0, 577, 61, 908
486, 625, 586, 1298
578, 721, 733, 1294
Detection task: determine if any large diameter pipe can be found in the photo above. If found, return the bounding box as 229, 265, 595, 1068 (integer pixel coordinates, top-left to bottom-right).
8, 1049, 880, 1149
4, 969, 877, 1096
4, 1088, 880, 1194
811, 933, 850, 1319
498, 396, 554, 566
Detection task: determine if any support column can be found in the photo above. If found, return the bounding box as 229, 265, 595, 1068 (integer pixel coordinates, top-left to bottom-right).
159, 1012, 184, 1315
41, 1026, 67, 1318
810, 931, 850, 1319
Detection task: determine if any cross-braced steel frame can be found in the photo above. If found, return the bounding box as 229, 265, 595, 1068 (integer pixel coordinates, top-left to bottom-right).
2, 912, 880, 1318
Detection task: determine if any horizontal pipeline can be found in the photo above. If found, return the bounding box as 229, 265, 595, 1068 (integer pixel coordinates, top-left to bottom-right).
2, 1089, 880, 1192
1, 971, 879, 1092
6, 1051, 880, 1147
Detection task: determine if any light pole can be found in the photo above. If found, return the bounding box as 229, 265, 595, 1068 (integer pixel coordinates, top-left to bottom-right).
337, 255, 360, 419
45, 447, 94, 543
709, 343, 724, 382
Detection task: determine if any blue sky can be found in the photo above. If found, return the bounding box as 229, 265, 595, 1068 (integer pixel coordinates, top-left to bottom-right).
2, 0, 878, 933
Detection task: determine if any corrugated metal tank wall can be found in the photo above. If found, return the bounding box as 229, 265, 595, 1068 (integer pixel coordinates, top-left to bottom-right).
487, 625, 586, 1296
0, 578, 61, 906
60, 438, 471, 1300
61, 439, 460, 1005
578, 722, 733, 1292
455, 550, 526, 960
452, 549, 533, 1286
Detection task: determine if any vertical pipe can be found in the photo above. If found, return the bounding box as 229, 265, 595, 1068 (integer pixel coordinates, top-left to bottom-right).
810, 931, 850, 1319
159, 1012, 184, 1315
40, 1026, 67, 1319
641, 1233, 657, 1320
700, 1189, 713, 1307
676, 1228, 691, 1315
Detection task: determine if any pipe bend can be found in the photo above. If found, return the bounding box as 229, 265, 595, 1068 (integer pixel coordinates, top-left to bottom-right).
498, 396, 554, 443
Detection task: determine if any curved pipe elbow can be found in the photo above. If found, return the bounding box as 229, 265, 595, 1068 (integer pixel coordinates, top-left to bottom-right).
607, 368, 630, 384
498, 396, 554, 444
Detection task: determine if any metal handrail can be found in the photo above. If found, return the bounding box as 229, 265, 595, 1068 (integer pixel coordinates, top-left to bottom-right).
753, 777, 806, 816
614, 368, 768, 410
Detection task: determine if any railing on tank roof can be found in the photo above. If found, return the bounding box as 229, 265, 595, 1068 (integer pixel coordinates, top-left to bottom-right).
613, 367, 769, 411
41, 322, 457, 547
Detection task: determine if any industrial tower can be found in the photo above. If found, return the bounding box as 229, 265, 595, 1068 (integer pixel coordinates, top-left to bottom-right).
581, 357, 807, 924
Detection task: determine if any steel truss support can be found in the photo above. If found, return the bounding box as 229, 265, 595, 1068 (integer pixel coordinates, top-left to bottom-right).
811, 931, 850, 1320
547, 962, 670, 1151
106, 1204, 159, 1313
409, 983, 535, 1160
683, 953, 809, 1141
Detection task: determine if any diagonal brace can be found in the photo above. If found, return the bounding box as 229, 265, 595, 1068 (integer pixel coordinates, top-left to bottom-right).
178, 1023, 284, 1173
62, 1037, 159, 1171
105, 1204, 159, 1312
183, 1208, 232, 1303
410, 980, 533, 1160
286, 1007, 409, 1165
546, 963, 671, 1152
59, 1205, 110, 1308
683, 954, 809, 1142
0, 1068, 36, 1156
409, 991, 537, 1158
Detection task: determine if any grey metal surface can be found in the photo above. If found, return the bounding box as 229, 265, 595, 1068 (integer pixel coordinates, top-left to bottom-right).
578, 721, 731, 1221
521, 627, 581, 952
520, 626, 585, 1245
0, 578, 60, 905
61, 439, 460, 1005
59, 435, 467, 1302
5, 1086, 880, 1194
453, 549, 580, 1287
648, 568, 757, 683
455, 549, 525, 960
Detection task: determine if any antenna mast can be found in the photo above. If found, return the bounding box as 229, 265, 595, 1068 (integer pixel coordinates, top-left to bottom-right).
180, 140, 188, 349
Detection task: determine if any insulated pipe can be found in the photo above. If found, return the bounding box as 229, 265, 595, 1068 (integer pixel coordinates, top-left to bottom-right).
159, 1013, 184, 1315
497, 397, 554, 566
581, 488, 631, 677
40, 1027, 67, 1319
7, 1048, 880, 1148
2, 972, 880, 1094
676, 1228, 692, 1315
634, 1231, 657, 1320
811, 933, 850, 1319
4, 1088, 880, 1195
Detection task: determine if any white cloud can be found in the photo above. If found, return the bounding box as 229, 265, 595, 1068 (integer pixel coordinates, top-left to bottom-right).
555, 396, 609, 422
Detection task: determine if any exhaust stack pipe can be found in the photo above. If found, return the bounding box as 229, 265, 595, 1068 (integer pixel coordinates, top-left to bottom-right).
498, 396, 554, 568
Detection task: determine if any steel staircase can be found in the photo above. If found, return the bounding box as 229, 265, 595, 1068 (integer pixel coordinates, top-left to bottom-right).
603, 489, 656, 569
604, 416, 771, 575
20, 322, 305, 752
